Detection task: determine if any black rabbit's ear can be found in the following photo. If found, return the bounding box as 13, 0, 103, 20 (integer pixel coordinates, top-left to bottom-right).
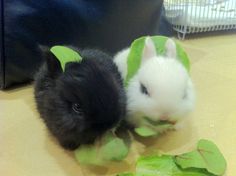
40, 46, 62, 78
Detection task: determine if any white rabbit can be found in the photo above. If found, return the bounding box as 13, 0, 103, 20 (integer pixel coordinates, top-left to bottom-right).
114, 37, 195, 127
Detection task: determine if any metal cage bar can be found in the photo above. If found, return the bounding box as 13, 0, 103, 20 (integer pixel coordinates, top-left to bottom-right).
164, 0, 236, 39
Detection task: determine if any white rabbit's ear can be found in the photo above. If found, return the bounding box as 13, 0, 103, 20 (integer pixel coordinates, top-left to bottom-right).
142, 37, 157, 62
165, 38, 177, 59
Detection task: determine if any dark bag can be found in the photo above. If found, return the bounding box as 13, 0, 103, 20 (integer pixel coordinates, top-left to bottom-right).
0, 0, 164, 89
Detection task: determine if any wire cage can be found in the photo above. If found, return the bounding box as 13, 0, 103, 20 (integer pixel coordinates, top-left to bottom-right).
164, 0, 236, 39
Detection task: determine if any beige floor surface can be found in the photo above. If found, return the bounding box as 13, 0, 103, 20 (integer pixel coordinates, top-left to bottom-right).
1, 34, 236, 176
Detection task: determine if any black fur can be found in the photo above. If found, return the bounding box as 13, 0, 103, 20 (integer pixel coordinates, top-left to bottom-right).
34, 48, 126, 150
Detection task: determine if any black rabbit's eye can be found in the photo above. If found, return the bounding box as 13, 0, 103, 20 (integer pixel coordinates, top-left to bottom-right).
72, 103, 83, 114
140, 83, 149, 96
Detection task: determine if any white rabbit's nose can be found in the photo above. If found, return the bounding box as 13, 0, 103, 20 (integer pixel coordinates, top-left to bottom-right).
159, 113, 169, 120
159, 114, 177, 125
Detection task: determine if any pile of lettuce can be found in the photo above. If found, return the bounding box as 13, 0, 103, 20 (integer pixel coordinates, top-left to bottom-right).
118, 139, 227, 176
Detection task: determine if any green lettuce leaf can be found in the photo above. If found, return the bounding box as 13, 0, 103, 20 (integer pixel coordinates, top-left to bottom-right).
50, 46, 82, 71
134, 117, 174, 137
100, 133, 129, 161
75, 145, 104, 166
134, 126, 157, 137
74, 131, 129, 165
175, 139, 227, 175
136, 155, 213, 176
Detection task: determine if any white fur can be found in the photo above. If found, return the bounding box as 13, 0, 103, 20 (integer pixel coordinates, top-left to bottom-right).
165, 38, 177, 58
114, 48, 130, 79
114, 37, 195, 127
142, 37, 157, 61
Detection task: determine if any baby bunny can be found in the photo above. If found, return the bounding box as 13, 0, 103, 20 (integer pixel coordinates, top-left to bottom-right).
34, 48, 126, 150
114, 37, 195, 127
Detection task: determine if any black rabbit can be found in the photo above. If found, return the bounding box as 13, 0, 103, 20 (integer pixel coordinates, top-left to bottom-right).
34, 48, 126, 150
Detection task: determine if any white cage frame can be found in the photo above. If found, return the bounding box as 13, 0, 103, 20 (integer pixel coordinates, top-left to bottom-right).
164, 0, 236, 39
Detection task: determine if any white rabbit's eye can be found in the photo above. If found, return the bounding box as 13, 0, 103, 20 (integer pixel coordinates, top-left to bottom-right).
72, 103, 83, 114
140, 83, 149, 96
